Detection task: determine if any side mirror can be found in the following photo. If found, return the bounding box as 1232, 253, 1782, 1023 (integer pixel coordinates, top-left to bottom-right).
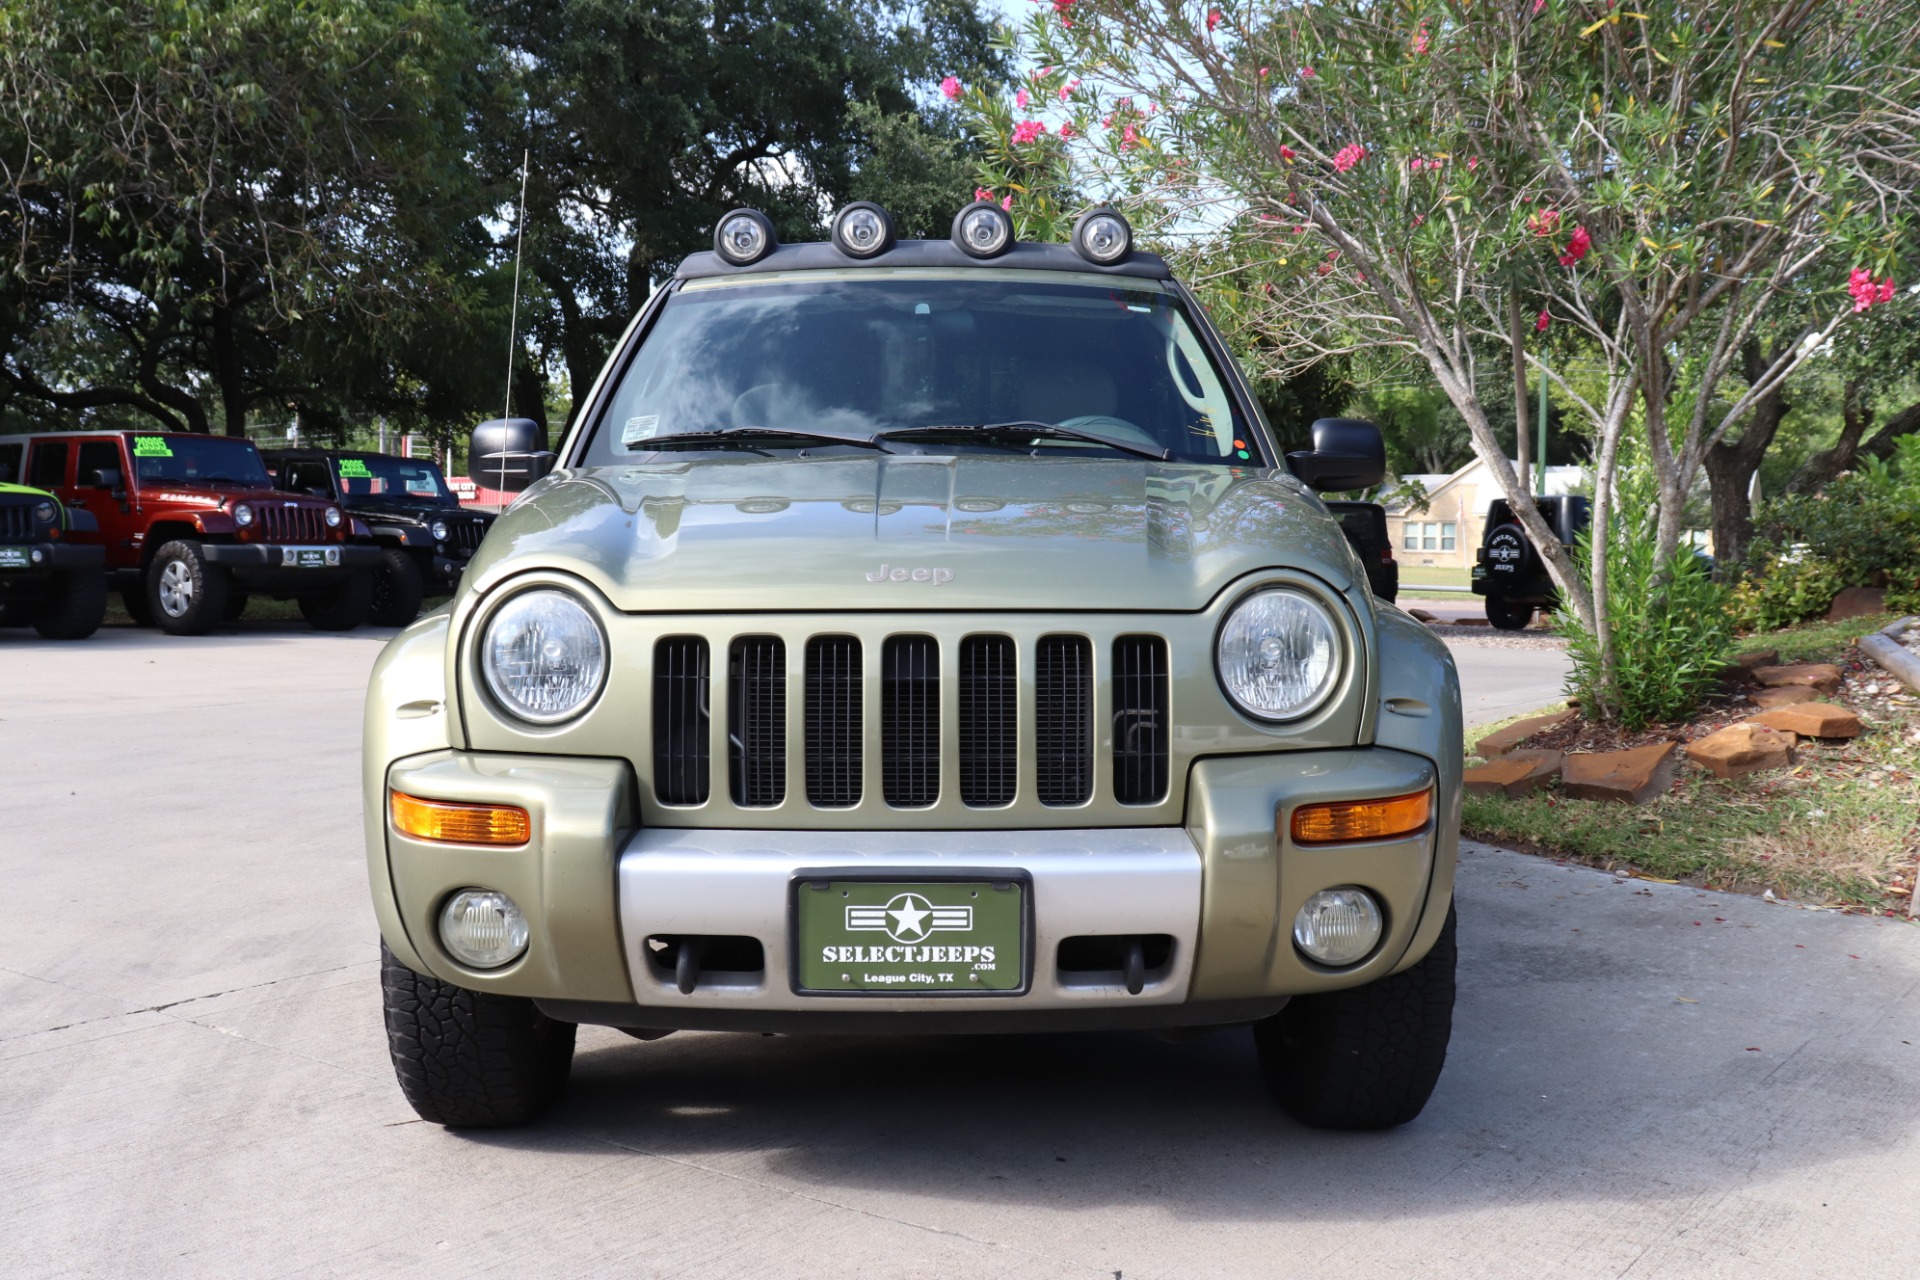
467, 417, 556, 493
1286, 417, 1386, 492
89, 468, 123, 490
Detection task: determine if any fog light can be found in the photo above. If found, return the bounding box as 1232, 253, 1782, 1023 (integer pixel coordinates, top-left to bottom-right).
439, 889, 529, 969
1072, 207, 1133, 265
1293, 888, 1383, 967
391, 791, 530, 845
832, 201, 895, 258
1289, 788, 1431, 845
31, 547, 45, 564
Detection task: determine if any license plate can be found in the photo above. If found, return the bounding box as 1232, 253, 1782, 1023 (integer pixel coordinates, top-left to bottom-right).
283, 547, 333, 568
794, 878, 1026, 994
0, 546, 27, 570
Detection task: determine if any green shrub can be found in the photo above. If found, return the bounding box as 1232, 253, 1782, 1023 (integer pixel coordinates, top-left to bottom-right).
1729, 552, 1846, 631
1746, 435, 1920, 597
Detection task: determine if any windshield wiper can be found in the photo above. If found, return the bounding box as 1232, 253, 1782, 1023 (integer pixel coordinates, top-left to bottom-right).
627, 427, 894, 452
879, 421, 1170, 462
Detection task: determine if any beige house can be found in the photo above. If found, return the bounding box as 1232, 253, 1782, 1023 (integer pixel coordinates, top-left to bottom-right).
1383, 459, 1585, 573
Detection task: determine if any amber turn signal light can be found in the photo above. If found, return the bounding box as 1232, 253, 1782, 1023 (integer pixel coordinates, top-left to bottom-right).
1289, 789, 1432, 846
390, 792, 530, 846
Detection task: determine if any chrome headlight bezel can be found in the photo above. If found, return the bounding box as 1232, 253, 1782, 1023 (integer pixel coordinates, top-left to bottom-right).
478, 586, 610, 726
231, 503, 254, 527
324, 505, 343, 527
429, 519, 450, 542
32, 500, 58, 524
1214, 585, 1345, 723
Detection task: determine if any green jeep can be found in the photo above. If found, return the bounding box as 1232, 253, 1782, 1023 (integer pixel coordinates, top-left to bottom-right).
366, 203, 1463, 1132
0, 481, 107, 639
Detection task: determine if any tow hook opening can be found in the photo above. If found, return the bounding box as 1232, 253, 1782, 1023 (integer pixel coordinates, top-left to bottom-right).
1055, 934, 1175, 995
646, 934, 766, 993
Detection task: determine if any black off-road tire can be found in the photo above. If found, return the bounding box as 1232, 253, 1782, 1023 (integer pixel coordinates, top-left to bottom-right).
0, 601, 26, 627
368, 547, 426, 627
147, 540, 230, 636
1254, 903, 1456, 1130
381, 942, 576, 1127
31, 571, 108, 640
120, 587, 154, 626
223, 589, 250, 622
1486, 596, 1533, 631
297, 569, 374, 631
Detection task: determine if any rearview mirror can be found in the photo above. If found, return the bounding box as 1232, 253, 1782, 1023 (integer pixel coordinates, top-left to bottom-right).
467, 418, 556, 493
1286, 418, 1386, 492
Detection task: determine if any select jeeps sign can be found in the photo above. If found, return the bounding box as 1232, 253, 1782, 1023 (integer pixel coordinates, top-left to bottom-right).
1484, 526, 1528, 576
793, 879, 1024, 993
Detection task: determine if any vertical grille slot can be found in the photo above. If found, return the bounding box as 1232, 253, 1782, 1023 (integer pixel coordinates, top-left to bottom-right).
1035, 635, 1093, 806
448, 519, 485, 552
958, 635, 1017, 807
258, 504, 325, 543
1112, 635, 1170, 804
805, 636, 863, 807
728, 637, 786, 807
652, 637, 710, 805
882, 635, 940, 808
0, 503, 32, 541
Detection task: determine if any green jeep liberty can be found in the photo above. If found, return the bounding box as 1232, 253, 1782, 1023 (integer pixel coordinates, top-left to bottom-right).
366, 203, 1463, 1131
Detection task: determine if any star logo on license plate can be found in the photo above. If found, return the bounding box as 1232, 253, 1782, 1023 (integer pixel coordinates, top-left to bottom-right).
846, 892, 973, 943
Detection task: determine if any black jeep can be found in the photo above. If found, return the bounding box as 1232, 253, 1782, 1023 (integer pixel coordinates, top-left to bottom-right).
264, 449, 494, 626
0, 481, 108, 639
1325, 500, 1399, 604
1471, 494, 1589, 630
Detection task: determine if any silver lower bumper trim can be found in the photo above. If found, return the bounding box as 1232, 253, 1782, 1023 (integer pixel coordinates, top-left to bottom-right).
617, 827, 1203, 1012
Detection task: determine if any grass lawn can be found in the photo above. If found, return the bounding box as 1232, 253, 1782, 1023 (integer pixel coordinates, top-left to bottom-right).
1398, 564, 1474, 591
1461, 612, 1920, 911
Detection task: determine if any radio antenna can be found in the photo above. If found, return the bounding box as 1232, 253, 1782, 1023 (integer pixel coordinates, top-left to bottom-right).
503, 148, 530, 421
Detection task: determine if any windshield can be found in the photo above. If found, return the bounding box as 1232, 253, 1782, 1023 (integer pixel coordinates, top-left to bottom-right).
336, 455, 454, 503
128, 435, 271, 489
582, 274, 1261, 466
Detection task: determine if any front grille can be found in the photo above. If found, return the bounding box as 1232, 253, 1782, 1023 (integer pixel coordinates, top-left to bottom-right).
653, 637, 710, 805
1112, 635, 1171, 804
256, 503, 326, 544
882, 635, 940, 808
728, 637, 786, 807
805, 637, 863, 807
0, 502, 32, 542
1035, 635, 1094, 806
958, 636, 1017, 806
447, 519, 486, 553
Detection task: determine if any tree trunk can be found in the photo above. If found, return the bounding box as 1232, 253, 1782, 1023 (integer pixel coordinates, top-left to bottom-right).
1786, 385, 1920, 494
1702, 341, 1789, 570
1510, 289, 1530, 485
212, 307, 249, 437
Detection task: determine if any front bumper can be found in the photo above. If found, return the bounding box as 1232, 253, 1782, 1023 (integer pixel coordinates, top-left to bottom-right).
0, 542, 104, 587
203, 543, 380, 586
374, 746, 1454, 1031
428, 552, 471, 593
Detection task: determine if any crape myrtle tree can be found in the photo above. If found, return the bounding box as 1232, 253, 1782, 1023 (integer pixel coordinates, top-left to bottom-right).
0, 0, 494, 436
957, 0, 1918, 716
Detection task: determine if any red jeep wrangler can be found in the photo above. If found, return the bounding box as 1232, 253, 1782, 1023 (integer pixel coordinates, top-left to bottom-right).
0, 431, 381, 635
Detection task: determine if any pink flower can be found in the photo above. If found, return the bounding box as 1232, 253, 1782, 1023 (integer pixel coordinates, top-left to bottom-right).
1280, 145, 1296, 162
1207, 8, 1222, 32
1058, 78, 1079, 101
1059, 122, 1075, 139
1529, 208, 1560, 236
1316, 262, 1333, 275
1412, 25, 1430, 54
1259, 66, 1269, 77
940, 76, 961, 100
1001, 195, 1013, 211
1293, 224, 1307, 234
1467, 156, 1479, 170
1536, 309, 1550, 332
974, 187, 995, 203
1533, 0, 1547, 11
1011, 119, 1047, 145
1558, 225, 1592, 267
1410, 158, 1425, 171
1051, 0, 1072, 12
1331, 143, 1366, 172
1879, 279, 1898, 303
1121, 123, 1139, 151
1038, 66, 1052, 77
1300, 66, 1316, 78
1015, 88, 1029, 109
1850, 267, 1897, 312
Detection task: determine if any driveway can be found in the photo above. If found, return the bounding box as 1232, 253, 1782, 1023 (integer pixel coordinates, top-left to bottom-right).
4, 627, 1914, 1279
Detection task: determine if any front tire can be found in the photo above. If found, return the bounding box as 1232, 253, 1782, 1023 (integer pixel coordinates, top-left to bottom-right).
1486, 596, 1533, 631
368, 548, 426, 627
381, 943, 576, 1126
1253, 903, 1456, 1130
120, 588, 154, 626
147, 540, 230, 636
297, 570, 373, 631
32, 572, 108, 640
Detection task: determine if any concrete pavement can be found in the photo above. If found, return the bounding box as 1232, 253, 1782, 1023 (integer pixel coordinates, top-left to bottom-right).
4, 624, 1914, 1279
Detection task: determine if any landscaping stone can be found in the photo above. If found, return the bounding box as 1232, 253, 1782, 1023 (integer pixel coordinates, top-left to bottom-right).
1456, 617, 1490, 628
1688, 723, 1796, 780
1751, 703, 1862, 740
1407, 608, 1438, 623
1748, 685, 1819, 709
1752, 662, 1844, 694
1722, 649, 1778, 682
1563, 741, 1682, 804
1475, 709, 1577, 759
1463, 748, 1564, 798
1827, 586, 1887, 620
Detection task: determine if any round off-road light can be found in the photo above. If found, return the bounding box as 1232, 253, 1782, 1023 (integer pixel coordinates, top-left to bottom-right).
832, 202, 895, 258
324, 506, 343, 527
1072, 207, 1133, 265
232, 503, 254, 527
430, 519, 450, 542
1293, 888, 1384, 967
713, 208, 776, 266
33, 501, 57, 523
481, 587, 608, 723
439, 888, 529, 969
1216, 587, 1341, 721
951, 200, 1014, 258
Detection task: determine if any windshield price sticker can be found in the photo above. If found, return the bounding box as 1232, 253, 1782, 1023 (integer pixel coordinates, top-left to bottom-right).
132, 437, 173, 458
794, 880, 1023, 993
621, 415, 660, 445
338, 459, 373, 479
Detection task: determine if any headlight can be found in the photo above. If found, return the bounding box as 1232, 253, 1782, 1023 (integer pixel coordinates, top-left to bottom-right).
33, 501, 57, 524
430, 520, 450, 542
324, 506, 342, 527
481, 588, 608, 723
232, 503, 254, 527
1216, 587, 1341, 721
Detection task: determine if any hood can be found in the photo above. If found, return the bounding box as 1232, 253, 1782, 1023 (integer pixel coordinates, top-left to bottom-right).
137, 480, 320, 507
340, 495, 480, 525
462, 455, 1361, 613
